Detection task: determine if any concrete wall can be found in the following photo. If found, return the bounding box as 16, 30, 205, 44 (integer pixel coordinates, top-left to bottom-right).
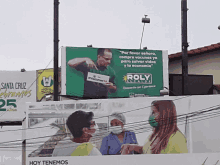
169, 49, 220, 84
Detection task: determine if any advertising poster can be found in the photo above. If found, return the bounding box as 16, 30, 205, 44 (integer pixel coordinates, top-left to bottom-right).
37, 69, 54, 101
0, 71, 36, 114
61, 47, 168, 99
26, 96, 193, 165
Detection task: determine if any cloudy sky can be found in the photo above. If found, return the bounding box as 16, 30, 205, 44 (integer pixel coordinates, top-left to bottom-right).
0, 0, 220, 71
0, 1, 220, 164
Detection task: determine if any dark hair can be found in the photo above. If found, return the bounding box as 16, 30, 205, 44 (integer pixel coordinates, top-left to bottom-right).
150, 100, 178, 154
66, 110, 94, 138
97, 48, 112, 57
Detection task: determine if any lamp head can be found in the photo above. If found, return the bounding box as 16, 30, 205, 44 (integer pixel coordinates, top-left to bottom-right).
142, 17, 150, 23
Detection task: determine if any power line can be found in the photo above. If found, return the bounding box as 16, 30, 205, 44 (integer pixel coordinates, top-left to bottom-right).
0, 93, 188, 133
94, 95, 190, 120
1, 103, 220, 146
14, 46, 63, 106
1, 104, 220, 149
0, 83, 219, 147
2, 110, 220, 151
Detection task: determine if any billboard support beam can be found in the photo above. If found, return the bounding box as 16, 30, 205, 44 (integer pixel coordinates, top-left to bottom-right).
22, 140, 26, 165
22, 118, 26, 165
140, 15, 150, 49
54, 0, 59, 101
181, 0, 189, 95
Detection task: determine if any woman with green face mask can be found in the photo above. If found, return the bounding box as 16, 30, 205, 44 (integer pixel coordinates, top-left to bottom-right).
121, 100, 188, 154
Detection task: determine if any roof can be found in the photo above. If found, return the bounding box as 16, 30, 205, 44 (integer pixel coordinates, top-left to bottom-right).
169, 43, 220, 60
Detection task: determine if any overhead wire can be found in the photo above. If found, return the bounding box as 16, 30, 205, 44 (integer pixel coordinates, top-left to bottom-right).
2, 110, 220, 151
13, 59, 53, 105
94, 94, 190, 120
0, 95, 210, 134
1, 103, 220, 146
1, 104, 220, 150
0, 89, 188, 133
1, 81, 219, 150
10, 46, 63, 107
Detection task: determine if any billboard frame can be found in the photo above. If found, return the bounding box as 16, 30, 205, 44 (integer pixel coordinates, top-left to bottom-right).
61, 47, 168, 97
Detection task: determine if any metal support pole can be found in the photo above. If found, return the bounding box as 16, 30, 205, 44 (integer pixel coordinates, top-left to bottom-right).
22, 140, 26, 165
181, 0, 189, 95
140, 23, 145, 49
140, 15, 150, 49
184, 116, 188, 138
22, 118, 26, 165
54, 0, 59, 101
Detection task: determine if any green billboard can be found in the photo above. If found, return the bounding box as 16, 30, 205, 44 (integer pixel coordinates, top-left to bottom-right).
63, 47, 163, 98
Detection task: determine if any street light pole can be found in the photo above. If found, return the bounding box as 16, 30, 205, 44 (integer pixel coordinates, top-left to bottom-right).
140, 15, 150, 49
54, 0, 59, 101
181, 0, 189, 95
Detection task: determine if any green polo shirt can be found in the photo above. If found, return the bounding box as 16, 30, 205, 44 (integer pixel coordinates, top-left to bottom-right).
75, 61, 116, 98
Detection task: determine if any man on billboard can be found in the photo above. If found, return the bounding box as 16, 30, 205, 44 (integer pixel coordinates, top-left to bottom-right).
52, 110, 101, 156
68, 48, 117, 99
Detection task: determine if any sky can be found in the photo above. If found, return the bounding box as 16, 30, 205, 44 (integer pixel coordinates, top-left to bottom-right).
0, 0, 220, 164
0, 0, 220, 71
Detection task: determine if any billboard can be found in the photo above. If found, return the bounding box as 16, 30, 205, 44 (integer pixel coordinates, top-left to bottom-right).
37, 69, 54, 101
26, 96, 193, 165
0, 71, 36, 114
61, 47, 168, 99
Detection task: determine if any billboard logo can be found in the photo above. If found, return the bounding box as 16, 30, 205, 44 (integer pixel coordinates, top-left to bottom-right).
123, 73, 152, 84
41, 76, 54, 87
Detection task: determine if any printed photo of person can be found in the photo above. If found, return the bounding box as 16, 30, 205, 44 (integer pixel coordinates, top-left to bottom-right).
68, 48, 117, 99
120, 100, 188, 154
100, 112, 138, 155
52, 110, 102, 156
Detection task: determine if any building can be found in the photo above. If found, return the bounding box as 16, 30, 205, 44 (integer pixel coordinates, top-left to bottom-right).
169, 43, 220, 94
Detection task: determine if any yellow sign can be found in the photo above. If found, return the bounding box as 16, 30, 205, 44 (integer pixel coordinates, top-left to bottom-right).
37, 69, 54, 101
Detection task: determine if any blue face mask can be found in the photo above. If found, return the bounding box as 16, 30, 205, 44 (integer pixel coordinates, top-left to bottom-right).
149, 114, 158, 127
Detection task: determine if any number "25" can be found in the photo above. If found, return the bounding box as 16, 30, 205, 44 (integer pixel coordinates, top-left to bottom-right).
0, 99, 17, 111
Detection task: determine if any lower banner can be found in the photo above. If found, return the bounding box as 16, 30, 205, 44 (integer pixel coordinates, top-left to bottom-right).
27, 153, 220, 165
25, 95, 220, 164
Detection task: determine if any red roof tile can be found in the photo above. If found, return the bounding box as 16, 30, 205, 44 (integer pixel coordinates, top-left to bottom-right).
188, 50, 194, 54
212, 44, 220, 49
169, 42, 220, 59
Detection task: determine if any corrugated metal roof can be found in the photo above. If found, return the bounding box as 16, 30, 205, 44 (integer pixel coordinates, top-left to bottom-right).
169, 43, 220, 60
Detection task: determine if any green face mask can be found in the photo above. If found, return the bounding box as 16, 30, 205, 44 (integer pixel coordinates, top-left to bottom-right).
149, 114, 158, 127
